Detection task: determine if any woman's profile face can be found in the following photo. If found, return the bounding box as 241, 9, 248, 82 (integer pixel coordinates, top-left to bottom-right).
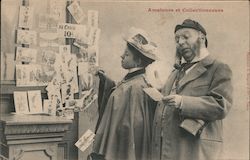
120, 47, 139, 69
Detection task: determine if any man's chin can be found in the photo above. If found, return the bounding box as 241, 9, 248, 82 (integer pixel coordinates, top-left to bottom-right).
182, 52, 195, 62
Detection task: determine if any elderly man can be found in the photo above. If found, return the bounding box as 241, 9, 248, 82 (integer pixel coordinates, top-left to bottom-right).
152, 19, 233, 160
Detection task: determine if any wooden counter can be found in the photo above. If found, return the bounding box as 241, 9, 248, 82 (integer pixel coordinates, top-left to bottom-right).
0, 114, 72, 160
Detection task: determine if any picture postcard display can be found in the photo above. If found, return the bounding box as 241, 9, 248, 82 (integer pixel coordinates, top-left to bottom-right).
14, 1, 100, 120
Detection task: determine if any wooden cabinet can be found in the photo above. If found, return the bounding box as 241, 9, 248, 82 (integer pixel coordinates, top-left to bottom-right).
0, 114, 72, 160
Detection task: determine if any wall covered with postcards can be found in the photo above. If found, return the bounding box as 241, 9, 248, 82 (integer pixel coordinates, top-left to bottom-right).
1, 0, 100, 120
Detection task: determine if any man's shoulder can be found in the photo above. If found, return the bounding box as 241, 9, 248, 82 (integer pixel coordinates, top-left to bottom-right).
204, 56, 232, 78
203, 55, 231, 71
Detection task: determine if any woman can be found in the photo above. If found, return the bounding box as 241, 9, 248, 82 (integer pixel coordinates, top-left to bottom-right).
90, 28, 158, 160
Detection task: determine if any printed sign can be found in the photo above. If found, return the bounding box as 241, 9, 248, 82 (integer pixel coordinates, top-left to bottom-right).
57, 23, 86, 39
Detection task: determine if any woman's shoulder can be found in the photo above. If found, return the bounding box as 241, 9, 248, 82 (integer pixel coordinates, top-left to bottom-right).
124, 75, 151, 89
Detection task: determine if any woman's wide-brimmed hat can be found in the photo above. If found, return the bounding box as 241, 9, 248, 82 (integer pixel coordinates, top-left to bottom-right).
123, 27, 158, 61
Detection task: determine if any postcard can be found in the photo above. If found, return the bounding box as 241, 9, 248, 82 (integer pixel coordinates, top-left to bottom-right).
75, 129, 95, 152
143, 87, 163, 101
16, 64, 47, 86
44, 98, 57, 116
63, 108, 75, 120
15, 47, 37, 64
88, 46, 99, 66
87, 10, 98, 29
39, 32, 59, 47
16, 29, 37, 45
87, 27, 101, 46
1, 52, 15, 80
59, 45, 71, 55
41, 49, 58, 65
43, 99, 49, 114
38, 14, 59, 29
78, 61, 89, 76
49, 0, 65, 21
79, 73, 93, 91
16, 64, 30, 86
67, 1, 85, 24
27, 90, 43, 113
62, 54, 79, 93
61, 83, 74, 104
18, 6, 34, 29
13, 91, 29, 114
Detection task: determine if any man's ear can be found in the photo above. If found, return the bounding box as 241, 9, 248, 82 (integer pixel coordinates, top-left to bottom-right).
199, 32, 206, 42
198, 32, 206, 45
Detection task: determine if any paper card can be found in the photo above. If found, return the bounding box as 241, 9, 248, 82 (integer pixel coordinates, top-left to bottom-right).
27, 90, 43, 113
1, 52, 15, 80
88, 46, 99, 65
46, 78, 61, 96
87, 27, 101, 46
39, 32, 59, 41
40, 65, 56, 84
43, 99, 49, 114
15, 47, 37, 64
78, 89, 97, 110
39, 14, 59, 29
49, 0, 65, 21
67, 1, 85, 24
16, 29, 37, 45
14, 91, 29, 114
48, 98, 57, 116
78, 47, 89, 62
82, 93, 97, 111
78, 61, 89, 75
39, 32, 59, 47
79, 73, 93, 91
16, 64, 30, 86
59, 45, 71, 55
41, 49, 58, 65
63, 109, 74, 120
143, 87, 163, 101
57, 23, 86, 39
63, 54, 79, 93
61, 83, 74, 104
16, 64, 47, 86
18, 6, 34, 29
75, 129, 95, 152
87, 10, 98, 28
39, 39, 60, 47
73, 36, 88, 49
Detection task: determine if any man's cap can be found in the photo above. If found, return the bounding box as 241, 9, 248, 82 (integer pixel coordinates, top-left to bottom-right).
174, 19, 207, 35
123, 27, 158, 61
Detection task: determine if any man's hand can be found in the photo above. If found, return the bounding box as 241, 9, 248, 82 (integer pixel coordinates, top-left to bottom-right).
162, 95, 182, 109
